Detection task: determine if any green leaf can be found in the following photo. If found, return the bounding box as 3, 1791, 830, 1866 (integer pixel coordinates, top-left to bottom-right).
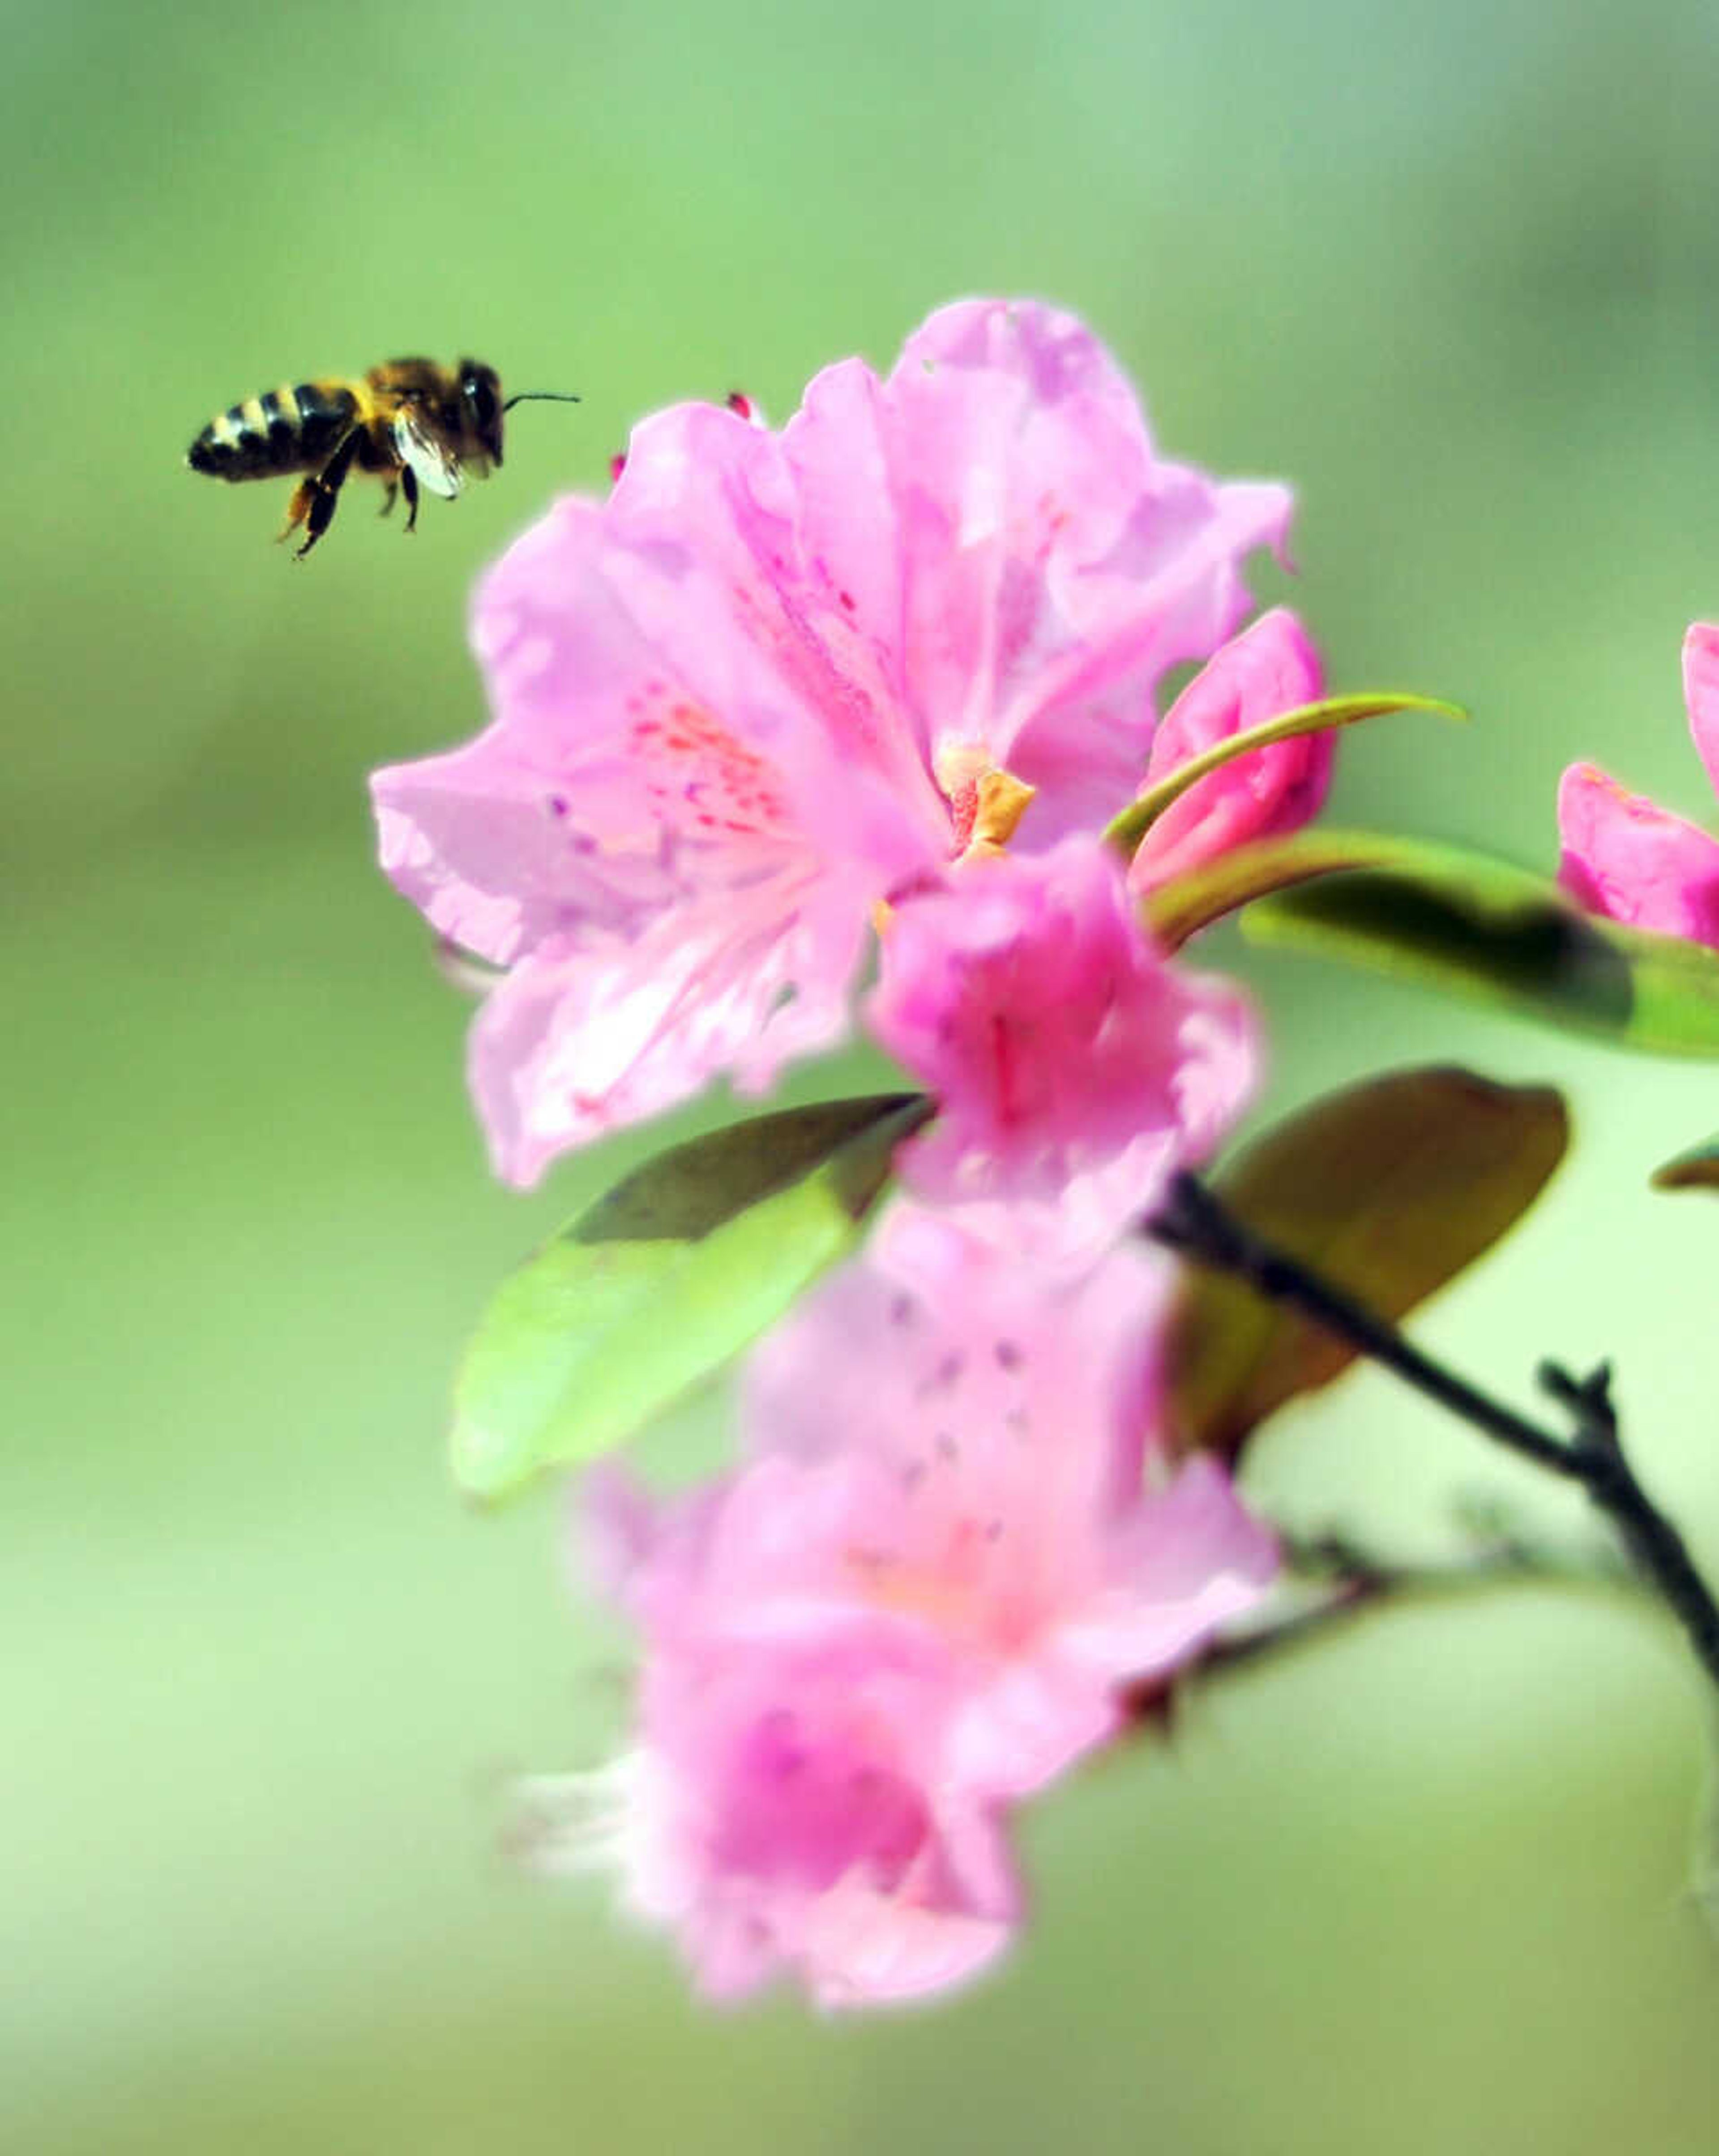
1651, 1136, 1719, 1192
1167, 1066, 1569, 1459
1142, 827, 1404, 950
1105, 693, 1464, 859
1240, 834, 1719, 1057
452, 1093, 932, 1502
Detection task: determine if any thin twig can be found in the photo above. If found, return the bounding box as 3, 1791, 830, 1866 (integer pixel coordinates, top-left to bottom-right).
1147, 1170, 1719, 1697
1199, 1529, 1637, 1679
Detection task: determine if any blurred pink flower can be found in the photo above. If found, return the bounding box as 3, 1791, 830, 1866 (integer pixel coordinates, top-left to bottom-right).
534, 1485, 1025, 2009
1127, 607, 1331, 893
528, 1229, 1277, 2007
372, 299, 1291, 1183
866, 834, 1257, 1258
1556, 623, 1719, 945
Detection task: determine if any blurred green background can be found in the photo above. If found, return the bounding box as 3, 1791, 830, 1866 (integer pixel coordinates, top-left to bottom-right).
9, 0, 1719, 2147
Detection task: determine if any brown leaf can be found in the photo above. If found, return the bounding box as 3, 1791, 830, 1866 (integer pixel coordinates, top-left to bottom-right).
1167, 1066, 1569, 1459
1651, 1136, 1719, 1192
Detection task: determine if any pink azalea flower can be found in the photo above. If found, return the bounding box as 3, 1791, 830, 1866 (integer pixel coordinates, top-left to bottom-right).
865, 833, 1258, 1258
1127, 607, 1332, 893
518, 1594, 1023, 2010
372, 299, 1291, 1184
1556, 622, 1719, 945
528, 1230, 1277, 2007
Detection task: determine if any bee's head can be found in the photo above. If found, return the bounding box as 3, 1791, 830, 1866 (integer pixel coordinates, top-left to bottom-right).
458, 359, 506, 467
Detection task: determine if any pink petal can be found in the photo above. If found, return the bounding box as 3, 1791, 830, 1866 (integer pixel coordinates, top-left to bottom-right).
786, 299, 1294, 843
867, 835, 1258, 1254
1682, 622, 1719, 800
468, 883, 868, 1185
1555, 761, 1719, 947
1059, 1454, 1280, 1681
1128, 608, 1332, 892
795, 1854, 1017, 2009
626, 1611, 1021, 2007
942, 1451, 1278, 1792
740, 1224, 1168, 1503
609, 399, 949, 835
738, 1226, 1276, 1789
1002, 464, 1294, 844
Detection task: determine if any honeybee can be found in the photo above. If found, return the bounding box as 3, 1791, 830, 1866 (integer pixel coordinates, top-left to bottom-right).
185, 358, 579, 558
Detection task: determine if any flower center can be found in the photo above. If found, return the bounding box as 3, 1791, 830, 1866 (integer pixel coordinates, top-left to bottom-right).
842, 1514, 1021, 1647
933, 742, 1036, 861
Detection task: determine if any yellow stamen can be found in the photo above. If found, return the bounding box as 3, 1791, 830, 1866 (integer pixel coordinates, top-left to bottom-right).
961, 768, 1037, 861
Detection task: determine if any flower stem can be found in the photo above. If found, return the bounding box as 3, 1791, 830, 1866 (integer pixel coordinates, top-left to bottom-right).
1196, 1527, 1635, 1676
1147, 1170, 1719, 1696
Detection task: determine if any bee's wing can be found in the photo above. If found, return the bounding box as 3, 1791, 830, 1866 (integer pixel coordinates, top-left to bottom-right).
393, 408, 464, 498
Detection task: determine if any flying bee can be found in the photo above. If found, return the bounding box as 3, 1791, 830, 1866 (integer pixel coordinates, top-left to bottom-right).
185, 358, 579, 559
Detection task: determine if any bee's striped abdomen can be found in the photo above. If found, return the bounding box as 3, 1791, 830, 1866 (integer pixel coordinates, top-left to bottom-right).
186, 381, 360, 481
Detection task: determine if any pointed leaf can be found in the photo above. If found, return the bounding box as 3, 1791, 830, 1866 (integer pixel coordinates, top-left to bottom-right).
453, 1093, 932, 1502
1651, 1136, 1719, 1192
1241, 836, 1719, 1056
1142, 827, 1403, 950
1166, 1066, 1569, 1459
1106, 694, 1464, 858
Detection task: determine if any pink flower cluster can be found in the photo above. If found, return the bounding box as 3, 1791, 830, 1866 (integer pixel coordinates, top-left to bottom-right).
373, 301, 1340, 2005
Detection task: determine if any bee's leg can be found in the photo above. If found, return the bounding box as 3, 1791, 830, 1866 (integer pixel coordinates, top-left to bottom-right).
291, 426, 364, 560
378, 480, 398, 519
400, 465, 419, 535
278, 481, 316, 548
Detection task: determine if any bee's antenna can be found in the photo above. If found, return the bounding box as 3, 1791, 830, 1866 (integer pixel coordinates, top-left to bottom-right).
502, 391, 582, 411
